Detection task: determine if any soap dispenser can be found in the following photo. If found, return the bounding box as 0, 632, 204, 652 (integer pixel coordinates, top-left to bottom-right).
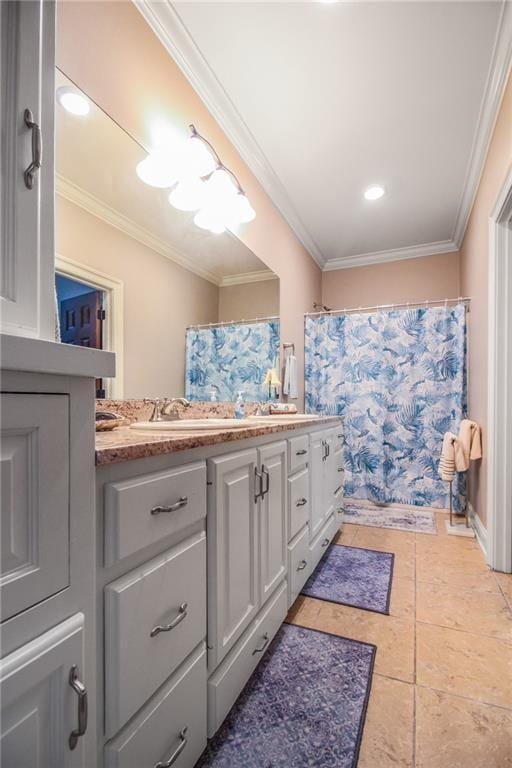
235, 391, 245, 420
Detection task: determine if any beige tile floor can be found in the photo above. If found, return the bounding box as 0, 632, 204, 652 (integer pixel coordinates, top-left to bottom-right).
287, 511, 512, 767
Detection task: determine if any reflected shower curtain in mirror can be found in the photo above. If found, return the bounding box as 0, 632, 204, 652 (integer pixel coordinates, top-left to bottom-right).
305, 305, 467, 511
186, 321, 280, 402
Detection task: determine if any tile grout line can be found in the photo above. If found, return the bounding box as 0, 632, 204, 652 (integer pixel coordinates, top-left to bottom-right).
414, 681, 512, 713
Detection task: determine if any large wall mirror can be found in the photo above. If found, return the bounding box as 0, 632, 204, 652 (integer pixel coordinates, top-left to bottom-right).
54, 69, 280, 401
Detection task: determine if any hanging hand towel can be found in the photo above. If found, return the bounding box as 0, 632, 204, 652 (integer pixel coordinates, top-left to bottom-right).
456, 419, 482, 471
283, 354, 298, 399
439, 432, 458, 481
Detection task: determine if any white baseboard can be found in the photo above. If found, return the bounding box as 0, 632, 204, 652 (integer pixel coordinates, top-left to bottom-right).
468, 502, 488, 561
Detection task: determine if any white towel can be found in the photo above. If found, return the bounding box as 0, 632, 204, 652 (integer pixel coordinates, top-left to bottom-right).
283, 354, 298, 399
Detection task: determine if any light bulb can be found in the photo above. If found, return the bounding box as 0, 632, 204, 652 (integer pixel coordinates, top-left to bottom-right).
194, 207, 226, 234
364, 185, 385, 201
179, 135, 217, 180
169, 179, 206, 211
204, 168, 239, 202
136, 152, 177, 188
56, 86, 90, 116
229, 193, 256, 224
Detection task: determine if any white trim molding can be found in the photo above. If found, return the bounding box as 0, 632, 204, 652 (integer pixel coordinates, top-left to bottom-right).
452, 0, 512, 250
468, 502, 488, 560
219, 270, 277, 287
322, 240, 458, 271
487, 166, 512, 573
134, 0, 325, 269
55, 254, 125, 399
136, 0, 512, 272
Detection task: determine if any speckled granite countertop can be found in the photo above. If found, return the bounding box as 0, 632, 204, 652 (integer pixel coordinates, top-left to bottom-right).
95, 415, 342, 467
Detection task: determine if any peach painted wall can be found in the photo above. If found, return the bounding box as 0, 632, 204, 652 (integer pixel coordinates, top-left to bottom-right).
460, 71, 512, 528
321, 251, 461, 309
56, 1, 321, 405
56, 196, 219, 398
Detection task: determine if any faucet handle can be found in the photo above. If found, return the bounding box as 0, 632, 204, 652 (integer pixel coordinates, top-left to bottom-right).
149, 399, 162, 422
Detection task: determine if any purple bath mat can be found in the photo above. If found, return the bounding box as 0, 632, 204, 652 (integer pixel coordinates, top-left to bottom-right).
195, 623, 376, 768
302, 544, 394, 614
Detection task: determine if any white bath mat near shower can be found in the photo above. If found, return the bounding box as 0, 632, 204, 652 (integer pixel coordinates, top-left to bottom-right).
344, 501, 437, 535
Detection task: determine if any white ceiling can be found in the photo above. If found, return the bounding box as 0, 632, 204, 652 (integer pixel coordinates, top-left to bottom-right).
55, 70, 272, 285
158, 1, 510, 269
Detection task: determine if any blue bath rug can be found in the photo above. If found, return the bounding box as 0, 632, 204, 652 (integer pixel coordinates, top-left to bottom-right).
302, 544, 394, 615
195, 623, 376, 768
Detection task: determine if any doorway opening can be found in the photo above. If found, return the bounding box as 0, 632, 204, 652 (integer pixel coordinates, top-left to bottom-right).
55, 274, 106, 397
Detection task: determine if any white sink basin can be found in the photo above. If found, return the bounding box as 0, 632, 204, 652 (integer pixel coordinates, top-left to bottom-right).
130, 418, 267, 432
248, 413, 320, 420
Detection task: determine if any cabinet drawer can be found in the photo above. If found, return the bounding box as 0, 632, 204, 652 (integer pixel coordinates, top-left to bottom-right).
207, 582, 287, 738
104, 644, 207, 768
288, 525, 310, 608
105, 532, 206, 737
104, 461, 206, 566
288, 434, 309, 473
309, 514, 338, 574
287, 468, 309, 540
1, 393, 69, 622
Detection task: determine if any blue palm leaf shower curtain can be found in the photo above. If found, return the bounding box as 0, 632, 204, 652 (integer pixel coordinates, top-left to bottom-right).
186, 321, 280, 402
305, 304, 467, 511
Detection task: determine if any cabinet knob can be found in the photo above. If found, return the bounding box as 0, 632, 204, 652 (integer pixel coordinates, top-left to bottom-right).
321, 538, 330, 548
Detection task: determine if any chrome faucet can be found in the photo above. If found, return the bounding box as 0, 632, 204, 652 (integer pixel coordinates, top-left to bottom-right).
149, 397, 191, 422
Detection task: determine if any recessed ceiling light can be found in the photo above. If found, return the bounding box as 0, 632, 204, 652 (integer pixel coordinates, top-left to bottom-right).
56, 86, 90, 117
364, 185, 385, 201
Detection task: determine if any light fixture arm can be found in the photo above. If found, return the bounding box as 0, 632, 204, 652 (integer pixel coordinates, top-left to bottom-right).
189, 124, 246, 196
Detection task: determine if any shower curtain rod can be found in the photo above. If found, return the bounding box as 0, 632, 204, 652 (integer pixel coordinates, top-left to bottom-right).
187, 315, 280, 331
304, 296, 471, 318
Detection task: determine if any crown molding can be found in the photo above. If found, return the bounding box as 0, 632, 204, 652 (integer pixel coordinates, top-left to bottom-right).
56, 175, 223, 286
134, 0, 326, 269
452, 0, 512, 249
322, 239, 458, 272
219, 269, 278, 287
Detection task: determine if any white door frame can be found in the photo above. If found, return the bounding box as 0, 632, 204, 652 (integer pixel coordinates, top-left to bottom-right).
55, 253, 124, 398
487, 167, 512, 573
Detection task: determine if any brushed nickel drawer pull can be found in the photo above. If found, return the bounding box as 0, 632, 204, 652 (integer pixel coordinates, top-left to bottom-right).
337, 467, 344, 472
334, 485, 342, 496
150, 497, 188, 515
69, 665, 88, 750
321, 538, 330, 548
150, 603, 188, 637
296, 448, 307, 456
252, 632, 270, 655
296, 559, 307, 571
296, 497, 307, 507
154, 727, 188, 768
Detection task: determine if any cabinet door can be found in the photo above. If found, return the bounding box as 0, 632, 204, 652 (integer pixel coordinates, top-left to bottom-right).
1, 613, 86, 768
258, 441, 287, 604
208, 449, 259, 668
309, 431, 326, 541
0, 0, 55, 340
1, 393, 69, 622
323, 430, 337, 522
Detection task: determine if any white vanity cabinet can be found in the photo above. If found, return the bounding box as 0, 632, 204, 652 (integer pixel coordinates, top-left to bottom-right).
257, 441, 288, 605
308, 426, 344, 574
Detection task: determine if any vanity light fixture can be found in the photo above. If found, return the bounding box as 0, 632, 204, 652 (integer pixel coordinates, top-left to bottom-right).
56, 86, 90, 117
364, 185, 385, 201
135, 123, 255, 234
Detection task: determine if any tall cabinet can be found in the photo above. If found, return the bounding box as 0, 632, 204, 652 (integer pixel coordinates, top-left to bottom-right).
1, 0, 56, 340
0, 4, 115, 767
